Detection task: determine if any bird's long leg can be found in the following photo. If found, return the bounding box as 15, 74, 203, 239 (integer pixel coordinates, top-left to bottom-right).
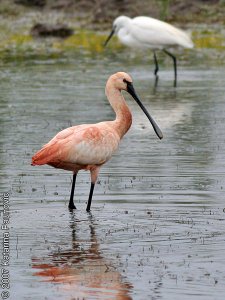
163, 49, 177, 86
153, 51, 159, 77
68, 173, 77, 210
86, 167, 100, 212
86, 182, 95, 212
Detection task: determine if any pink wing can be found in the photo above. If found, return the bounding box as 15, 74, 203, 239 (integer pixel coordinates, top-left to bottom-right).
32, 123, 120, 167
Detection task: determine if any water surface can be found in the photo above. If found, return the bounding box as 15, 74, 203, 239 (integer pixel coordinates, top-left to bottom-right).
0, 55, 225, 299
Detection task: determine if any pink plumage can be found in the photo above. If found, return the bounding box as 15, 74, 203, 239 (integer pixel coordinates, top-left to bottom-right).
32, 72, 162, 211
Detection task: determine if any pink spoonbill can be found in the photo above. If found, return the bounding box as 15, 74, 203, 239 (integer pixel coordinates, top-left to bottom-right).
31, 72, 163, 211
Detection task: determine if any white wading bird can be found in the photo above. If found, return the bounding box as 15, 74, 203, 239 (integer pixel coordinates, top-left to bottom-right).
104, 15, 194, 86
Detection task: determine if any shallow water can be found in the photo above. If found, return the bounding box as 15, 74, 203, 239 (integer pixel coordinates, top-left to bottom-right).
1, 54, 225, 300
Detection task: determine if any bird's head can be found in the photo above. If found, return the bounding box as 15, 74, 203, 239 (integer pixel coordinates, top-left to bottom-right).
106, 72, 163, 140
113, 16, 130, 33
109, 72, 133, 91
104, 16, 130, 47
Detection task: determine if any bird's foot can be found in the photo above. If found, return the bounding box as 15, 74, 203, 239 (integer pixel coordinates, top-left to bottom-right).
68, 204, 76, 210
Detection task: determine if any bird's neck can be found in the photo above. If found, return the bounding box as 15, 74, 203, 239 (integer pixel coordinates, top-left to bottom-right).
106, 88, 132, 139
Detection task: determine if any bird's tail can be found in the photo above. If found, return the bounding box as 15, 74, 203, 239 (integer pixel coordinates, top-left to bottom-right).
31, 148, 48, 166
179, 30, 194, 49
31, 142, 57, 166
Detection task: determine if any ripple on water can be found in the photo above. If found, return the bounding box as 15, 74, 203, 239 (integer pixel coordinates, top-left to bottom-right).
1, 61, 225, 300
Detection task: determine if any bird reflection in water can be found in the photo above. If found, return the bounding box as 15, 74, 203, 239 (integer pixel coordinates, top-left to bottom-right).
32, 214, 133, 299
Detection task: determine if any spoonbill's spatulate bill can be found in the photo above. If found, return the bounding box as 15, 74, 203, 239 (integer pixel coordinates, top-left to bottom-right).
32, 72, 163, 211
104, 16, 194, 86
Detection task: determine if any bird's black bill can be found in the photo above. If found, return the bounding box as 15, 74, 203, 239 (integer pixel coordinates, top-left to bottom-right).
127, 82, 163, 140
104, 28, 115, 47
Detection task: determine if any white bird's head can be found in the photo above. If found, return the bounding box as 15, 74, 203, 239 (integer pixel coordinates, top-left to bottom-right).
106, 72, 163, 140
113, 16, 131, 33
104, 16, 131, 47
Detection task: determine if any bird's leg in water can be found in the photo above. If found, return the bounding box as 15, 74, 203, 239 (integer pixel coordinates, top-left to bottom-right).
69, 173, 77, 210
153, 51, 159, 77
154, 75, 159, 89
86, 167, 100, 211
86, 183, 95, 212
163, 49, 177, 87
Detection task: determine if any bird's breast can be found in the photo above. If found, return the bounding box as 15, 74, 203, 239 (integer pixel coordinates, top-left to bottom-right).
118, 28, 136, 48
118, 27, 148, 49
69, 126, 120, 166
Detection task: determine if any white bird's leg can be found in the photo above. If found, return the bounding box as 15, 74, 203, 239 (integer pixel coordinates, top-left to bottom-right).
153, 51, 159, 77
163, 49, 177, 86
69, 172, 77, 210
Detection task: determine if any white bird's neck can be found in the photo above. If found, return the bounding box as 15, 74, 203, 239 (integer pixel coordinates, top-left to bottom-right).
105, 86, 132, 139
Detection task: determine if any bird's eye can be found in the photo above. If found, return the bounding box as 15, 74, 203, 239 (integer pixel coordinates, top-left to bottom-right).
123, 78, 131, 85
